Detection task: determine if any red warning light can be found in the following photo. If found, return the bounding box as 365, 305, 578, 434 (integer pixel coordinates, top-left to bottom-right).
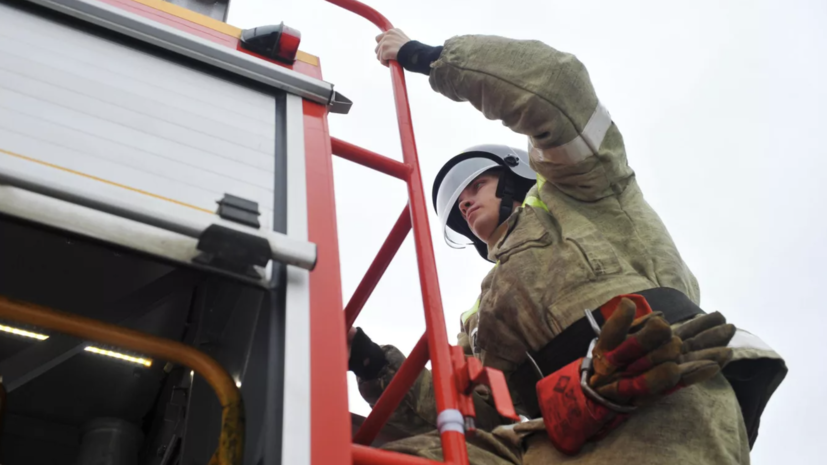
240, 23, 302, 64
276, 25, 301, 63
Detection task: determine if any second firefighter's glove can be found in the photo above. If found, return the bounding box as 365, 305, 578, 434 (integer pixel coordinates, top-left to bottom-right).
536, 295, 736, 455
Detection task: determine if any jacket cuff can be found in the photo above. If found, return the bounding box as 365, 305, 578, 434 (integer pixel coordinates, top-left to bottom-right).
397, 40, 444, 76
348, 327, 388, 380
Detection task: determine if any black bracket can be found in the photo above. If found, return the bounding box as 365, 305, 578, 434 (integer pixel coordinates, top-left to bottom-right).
329, 90, 353, 115
216, 194, 261, 229
194, 225, 271, 279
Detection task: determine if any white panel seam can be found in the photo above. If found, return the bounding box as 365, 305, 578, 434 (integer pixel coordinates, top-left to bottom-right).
282, 93, 310, 465
0, 82, 275, 171
0, 1, 282, 233
0, 25, 276, 112
0, 124, 270, 204
0, 59, 275, 154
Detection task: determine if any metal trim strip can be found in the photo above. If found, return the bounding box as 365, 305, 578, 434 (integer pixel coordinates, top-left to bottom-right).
0, 164, 317, 271
281, 93, 311, 465
24, 0, 334, 104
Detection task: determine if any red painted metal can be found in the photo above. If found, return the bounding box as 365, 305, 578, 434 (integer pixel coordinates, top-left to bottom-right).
276, 24, 302, 63
303, 100, 352, 465
326, 1, 470, 463
451, 347, 520, 430
100, 0, 324, 81
326, 0, 393, 31
470, 365, 520, 422
331, 138, 411, 180
353, 444, 444, 465
352, 333, 429, 446
344, 206, 412, 331
450, 346, 478, 435
98, 0, 238, 47
387, 27, 471, 465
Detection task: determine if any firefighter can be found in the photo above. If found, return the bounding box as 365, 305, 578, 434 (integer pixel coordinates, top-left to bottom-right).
347, 29, 787, 464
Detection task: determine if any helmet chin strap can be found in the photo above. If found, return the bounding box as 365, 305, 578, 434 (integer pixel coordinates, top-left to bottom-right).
495, 170, 516, 227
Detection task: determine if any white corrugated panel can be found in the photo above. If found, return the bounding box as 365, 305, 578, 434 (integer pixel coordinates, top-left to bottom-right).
0, 2, 276, 229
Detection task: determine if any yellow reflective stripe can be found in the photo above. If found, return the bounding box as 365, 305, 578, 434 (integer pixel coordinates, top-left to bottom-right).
130, 0, 241, 37
461, 298, 480, 326
0, 148, 213, 214
536, 173, 547, 190
521, 176, 548, 210
460, 263, 501, 326
522, 195, 549, 212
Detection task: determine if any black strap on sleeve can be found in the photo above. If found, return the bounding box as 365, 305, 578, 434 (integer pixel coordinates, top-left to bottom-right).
348, 327, 388, 380
396, 40, 444, 76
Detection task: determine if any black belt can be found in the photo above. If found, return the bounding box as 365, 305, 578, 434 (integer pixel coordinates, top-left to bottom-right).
510, 287, 704, 419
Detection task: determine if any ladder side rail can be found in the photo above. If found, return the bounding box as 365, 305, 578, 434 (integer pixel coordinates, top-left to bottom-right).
353, 444, 444, 465
326, 1, 469, 464
352, 333, 429, 446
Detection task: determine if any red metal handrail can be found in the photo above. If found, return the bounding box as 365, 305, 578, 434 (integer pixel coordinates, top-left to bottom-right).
352, 333, 429, 445
326, 1, 470, 464
343, 205, 412, 331
331, 137, 411, 180
353, 444, 443, 465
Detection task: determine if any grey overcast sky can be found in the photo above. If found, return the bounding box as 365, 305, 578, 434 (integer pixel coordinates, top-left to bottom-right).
229, 1, 826, 462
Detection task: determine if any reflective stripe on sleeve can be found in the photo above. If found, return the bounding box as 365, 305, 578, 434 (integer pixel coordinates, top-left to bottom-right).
728, 329, 776, 352
533, 102, 612, 165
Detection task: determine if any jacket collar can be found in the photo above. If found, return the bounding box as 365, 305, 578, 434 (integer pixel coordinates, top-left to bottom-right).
486, 207, 522, 261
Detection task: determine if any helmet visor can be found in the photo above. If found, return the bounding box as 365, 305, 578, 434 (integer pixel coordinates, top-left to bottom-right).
435, 157, 500, 248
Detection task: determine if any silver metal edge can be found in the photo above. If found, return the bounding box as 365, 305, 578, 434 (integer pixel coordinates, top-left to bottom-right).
281, 93, 311, 465
0, 184, 271, 287
23, 0, 335, 106
0, 168, 317, 271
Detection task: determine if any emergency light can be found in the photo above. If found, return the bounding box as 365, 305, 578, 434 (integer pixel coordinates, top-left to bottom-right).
240, 22, 302, 63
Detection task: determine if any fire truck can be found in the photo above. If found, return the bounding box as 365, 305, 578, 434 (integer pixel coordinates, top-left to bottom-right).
0, 0, 513, 463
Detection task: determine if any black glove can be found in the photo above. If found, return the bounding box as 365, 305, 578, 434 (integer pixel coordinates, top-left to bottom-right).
348, 327, 388, 380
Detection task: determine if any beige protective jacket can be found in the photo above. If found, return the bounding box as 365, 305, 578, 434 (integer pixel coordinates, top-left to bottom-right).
358, 35, 786, 465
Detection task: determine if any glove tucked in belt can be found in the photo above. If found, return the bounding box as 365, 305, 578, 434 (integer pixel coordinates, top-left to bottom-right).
537, 294, 736, 455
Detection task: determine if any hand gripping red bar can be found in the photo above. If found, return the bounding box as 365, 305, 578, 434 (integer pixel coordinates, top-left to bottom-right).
325, 1, 469, 464
352, 333, 429, 446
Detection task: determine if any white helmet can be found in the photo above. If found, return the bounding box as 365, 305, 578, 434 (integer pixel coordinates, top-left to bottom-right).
431, 145, 536, 261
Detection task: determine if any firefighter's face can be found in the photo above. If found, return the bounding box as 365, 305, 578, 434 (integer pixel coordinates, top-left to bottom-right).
458, 172, 501, 242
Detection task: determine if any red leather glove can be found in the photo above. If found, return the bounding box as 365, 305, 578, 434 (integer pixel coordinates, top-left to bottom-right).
537, 358, 625, 455
536, 295, 735, 455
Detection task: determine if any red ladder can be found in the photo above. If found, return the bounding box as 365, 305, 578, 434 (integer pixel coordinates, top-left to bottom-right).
323, 1, 518, 464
